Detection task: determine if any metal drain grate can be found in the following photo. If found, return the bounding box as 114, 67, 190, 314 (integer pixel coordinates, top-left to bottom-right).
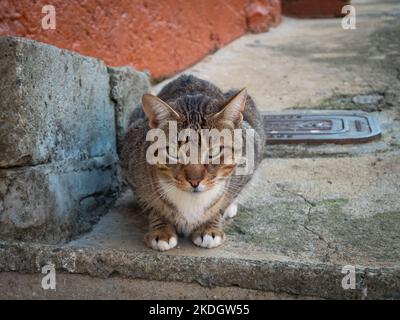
262, 110, 381, 144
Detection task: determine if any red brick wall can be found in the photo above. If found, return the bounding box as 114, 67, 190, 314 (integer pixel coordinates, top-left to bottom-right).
0, 0, 281, 80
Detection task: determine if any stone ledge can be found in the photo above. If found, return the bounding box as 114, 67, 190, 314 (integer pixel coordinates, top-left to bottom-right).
0, 272, 307, 300
0, 238, 398, 299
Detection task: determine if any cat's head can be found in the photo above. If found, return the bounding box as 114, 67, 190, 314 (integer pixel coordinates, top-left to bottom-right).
142, 89, 247, 193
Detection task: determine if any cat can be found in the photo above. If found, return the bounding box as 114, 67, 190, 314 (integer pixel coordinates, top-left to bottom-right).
121, 75, 265, 251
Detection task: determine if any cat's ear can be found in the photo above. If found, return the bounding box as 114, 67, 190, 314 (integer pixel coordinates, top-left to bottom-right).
142, 94, 181, 128
214, 89, 247, 127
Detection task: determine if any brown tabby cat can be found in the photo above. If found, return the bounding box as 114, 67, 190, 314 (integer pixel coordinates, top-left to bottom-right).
121, 75, 264, 251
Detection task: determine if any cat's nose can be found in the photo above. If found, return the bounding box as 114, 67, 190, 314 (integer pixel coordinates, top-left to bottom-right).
184, 164, 205, 189
188, 179, 201, 188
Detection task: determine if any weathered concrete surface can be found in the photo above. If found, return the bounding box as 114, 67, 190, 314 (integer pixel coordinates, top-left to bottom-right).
0, 36, 117, 168
108, 66, 150, 152
0, 156, 119, 244
1, 0, 399, 299
0, 172, 399, 299
0, 272, 309, 300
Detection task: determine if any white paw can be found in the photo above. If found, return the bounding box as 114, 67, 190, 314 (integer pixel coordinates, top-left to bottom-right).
150, 236, 177, 251
223, 203, 238, 219
193, 234, 222, 248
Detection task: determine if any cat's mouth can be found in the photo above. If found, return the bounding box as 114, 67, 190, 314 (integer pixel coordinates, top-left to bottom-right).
180, 182, 210, 194
191, 186, 204, 193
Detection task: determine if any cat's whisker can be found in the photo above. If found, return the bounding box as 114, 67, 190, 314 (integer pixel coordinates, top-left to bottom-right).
121, 74, 263, 251
143, 183, 175, 210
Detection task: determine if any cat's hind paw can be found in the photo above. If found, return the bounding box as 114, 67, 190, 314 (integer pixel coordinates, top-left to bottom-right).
144, 229, 178, 251
192, 230, 225, 249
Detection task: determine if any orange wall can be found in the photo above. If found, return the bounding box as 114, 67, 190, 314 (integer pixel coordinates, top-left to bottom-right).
0, 0, 281, 80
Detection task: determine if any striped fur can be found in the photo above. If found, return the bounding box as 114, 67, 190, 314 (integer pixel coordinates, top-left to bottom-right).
121, 75, 265, 251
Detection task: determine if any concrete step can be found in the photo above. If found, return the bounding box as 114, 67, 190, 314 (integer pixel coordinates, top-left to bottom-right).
1, 154, 399, 299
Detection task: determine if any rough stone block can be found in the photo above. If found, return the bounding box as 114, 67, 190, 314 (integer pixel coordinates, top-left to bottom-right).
108, 66, 150, 152
0, 36, 116, 168
0, 155, 119, 244
0, 37, 155, 243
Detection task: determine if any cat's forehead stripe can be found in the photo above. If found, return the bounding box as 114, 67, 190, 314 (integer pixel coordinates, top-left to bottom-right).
172, 94, 215, 128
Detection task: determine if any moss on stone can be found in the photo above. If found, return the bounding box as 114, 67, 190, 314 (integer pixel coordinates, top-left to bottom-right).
227, 198, 400, 263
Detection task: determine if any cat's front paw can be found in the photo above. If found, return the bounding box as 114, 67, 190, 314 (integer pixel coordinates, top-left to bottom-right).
223, 203, 238, 219
192, 229, 225, 249
144, 229, 178, 251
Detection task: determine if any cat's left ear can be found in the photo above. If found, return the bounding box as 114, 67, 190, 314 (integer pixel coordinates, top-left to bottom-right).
214, 89, 247, 128
142, 93, 181, 128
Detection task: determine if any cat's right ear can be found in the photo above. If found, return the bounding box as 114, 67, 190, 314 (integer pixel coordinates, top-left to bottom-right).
142, 94, 181, 128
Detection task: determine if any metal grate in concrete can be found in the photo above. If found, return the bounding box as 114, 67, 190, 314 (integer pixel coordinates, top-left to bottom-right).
262, 111, 381, 144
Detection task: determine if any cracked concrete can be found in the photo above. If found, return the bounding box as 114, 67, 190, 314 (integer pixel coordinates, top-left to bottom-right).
274, 184, 335, 263
1, 0, 400, 299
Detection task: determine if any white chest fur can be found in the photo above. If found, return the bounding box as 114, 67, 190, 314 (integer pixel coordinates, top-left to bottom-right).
159, 180, 224, 235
